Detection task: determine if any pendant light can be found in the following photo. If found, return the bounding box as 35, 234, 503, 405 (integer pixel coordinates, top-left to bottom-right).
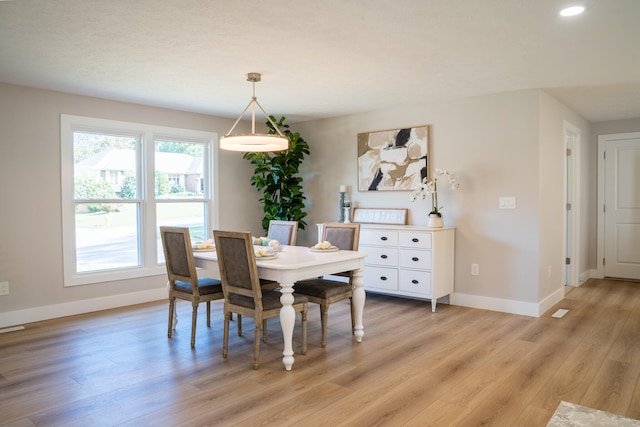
220, 72, 289, 152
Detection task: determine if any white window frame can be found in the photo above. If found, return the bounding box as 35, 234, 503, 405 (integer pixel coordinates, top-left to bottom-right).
61, 114, 219, 286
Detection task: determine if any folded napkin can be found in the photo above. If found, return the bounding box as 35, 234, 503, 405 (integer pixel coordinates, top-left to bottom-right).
252, 236, 270, 246
314, 241, 333, 249
194, 239, 214, 249
269, 240, 282, 252
255, 249, 273, 257
253, 237, 281, 247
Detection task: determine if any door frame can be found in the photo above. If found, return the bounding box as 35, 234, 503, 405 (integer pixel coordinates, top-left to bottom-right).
597, 131, 640, 279
596, 134, 607, 278
564, 121, 580, 286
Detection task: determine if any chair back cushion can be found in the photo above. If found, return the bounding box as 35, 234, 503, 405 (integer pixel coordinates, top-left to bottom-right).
267, 220, 298, 245
323, 223, 361, 251
160, 226, 198, 288
214, 230, 263, 304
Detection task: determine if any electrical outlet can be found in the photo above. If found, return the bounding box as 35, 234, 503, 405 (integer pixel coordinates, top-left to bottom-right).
471, 264, 479, 276
0, 282, 8, 296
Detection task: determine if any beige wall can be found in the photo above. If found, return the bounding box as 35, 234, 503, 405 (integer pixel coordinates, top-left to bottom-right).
0, 83, 262, 326
294, 89, 590, 315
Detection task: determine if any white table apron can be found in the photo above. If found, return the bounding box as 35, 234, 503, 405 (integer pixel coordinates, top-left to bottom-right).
193, 245, 367, 371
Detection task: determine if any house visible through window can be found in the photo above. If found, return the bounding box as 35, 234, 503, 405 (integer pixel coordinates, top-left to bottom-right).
61, 115, 217, 286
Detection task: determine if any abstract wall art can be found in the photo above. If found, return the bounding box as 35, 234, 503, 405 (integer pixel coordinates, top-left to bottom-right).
357, 125, 428, 191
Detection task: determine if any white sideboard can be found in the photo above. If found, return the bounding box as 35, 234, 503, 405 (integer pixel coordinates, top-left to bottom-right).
358, 224, 455, 312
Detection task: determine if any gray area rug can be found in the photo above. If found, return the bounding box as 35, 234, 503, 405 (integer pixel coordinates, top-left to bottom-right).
547, 401, 640, 426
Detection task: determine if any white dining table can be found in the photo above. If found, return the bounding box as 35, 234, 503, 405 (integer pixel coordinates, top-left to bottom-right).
193, 245, 367, 371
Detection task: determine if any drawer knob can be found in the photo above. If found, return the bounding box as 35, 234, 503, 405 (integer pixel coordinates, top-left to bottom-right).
412, 279, 419, 284
380, 276, 387, 281
381, 254, 388, 259
412, 257, 419, 262
412, 238, 419, 242
381, 236, 388, 241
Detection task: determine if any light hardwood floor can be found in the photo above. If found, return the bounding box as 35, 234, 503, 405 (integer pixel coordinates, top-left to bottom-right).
1, 278, 639, 426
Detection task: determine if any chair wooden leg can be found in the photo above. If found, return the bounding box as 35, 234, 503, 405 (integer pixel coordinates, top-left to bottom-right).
238, 314, 243, 336
320, 303, 329, 348
167, 297, 175, 339
301, 305, 308, 355
191, 302, 198, 348
253, 322, 261, 370
350, 297, 355, 335
206, 301, 211, 327
223, 311, 230, 358
262, 320, 268, 343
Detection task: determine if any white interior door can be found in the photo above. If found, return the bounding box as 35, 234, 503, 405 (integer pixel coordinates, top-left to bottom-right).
602, 132, 640, 279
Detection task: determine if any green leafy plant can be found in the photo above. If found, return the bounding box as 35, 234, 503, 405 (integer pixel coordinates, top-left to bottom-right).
119, 174, 136, 199
243, 116, 310, 233
74, 175, 118, 213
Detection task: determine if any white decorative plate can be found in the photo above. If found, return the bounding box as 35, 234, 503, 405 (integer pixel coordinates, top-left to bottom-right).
309, 246, 339, 252
255, 253, 278, 260
192, 247, 215, 252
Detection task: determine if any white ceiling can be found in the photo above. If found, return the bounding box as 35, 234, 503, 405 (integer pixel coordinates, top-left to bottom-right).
1, 0, 639, 124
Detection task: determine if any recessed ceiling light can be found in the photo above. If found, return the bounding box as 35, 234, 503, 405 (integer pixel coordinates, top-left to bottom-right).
560, 6, 585, 17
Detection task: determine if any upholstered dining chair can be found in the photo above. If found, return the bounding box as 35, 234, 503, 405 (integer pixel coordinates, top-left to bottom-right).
213, 230, 308, 369
160, 226, 224, 348
294, 222, 361, 347
259, 220, 299, 292
267, 220, 299, 245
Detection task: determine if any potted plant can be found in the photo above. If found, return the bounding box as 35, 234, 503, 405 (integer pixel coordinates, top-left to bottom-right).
243, 116, 311, 233
410, 168, 460, 227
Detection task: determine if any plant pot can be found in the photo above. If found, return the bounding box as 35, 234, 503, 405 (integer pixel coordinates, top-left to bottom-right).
428, 214, 444, 228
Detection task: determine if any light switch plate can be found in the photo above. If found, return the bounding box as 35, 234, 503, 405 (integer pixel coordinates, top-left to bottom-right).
499, 197, 516, 209
471, 264, 479, 276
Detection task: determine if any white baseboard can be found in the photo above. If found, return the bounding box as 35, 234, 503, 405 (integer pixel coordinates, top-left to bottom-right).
452, 286, 565, 318
0, 288, 168, 329
538, 286, 566, 316
586, 268, 603, 280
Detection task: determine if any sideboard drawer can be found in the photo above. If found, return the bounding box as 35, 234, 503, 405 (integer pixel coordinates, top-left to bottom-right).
399, 270, 432, 296
363, 246, 398, 267
399, 249, 433, 270
360, 229, 399, 247
364, 266, 398, 291
398, 231, 432, 249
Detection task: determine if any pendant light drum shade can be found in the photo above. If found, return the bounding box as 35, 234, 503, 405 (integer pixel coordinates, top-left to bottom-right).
220, 73, 289, 152
220, 134, 288, 152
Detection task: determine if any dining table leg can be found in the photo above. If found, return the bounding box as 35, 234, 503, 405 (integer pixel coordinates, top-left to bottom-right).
279, 281, 296, 371
352, 268, 366, 342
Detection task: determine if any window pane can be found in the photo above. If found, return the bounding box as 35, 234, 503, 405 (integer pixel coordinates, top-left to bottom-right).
62, 115, 216, 286
155, 140, 204, 199
156, 202, 206, 263
74, 132, 137, 200
75, 202, 140, 273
